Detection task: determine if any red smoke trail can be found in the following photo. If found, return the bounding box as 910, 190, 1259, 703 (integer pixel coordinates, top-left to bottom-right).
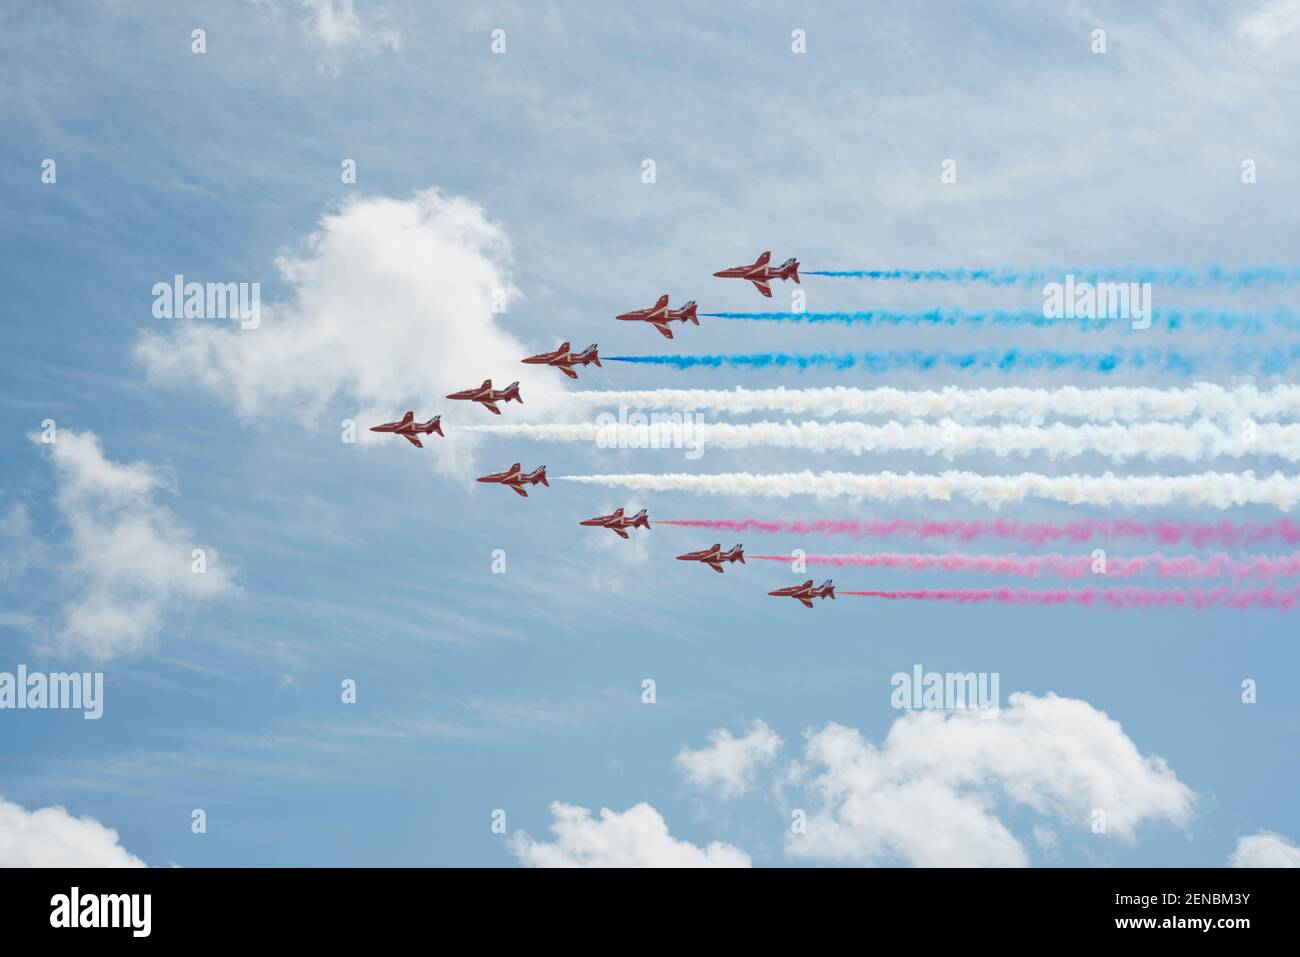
840, 586, 1300, 609
749, 552, 1300, 580
655, 518, 1300, 548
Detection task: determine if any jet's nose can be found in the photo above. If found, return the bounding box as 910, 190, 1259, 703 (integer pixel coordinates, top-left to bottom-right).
712, 270, 726, 277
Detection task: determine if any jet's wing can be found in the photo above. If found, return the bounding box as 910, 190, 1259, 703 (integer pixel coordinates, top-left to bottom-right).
653, 322, 674, 339
398, 411, 414, 426
753, 251, 771, 269
798, 597, 814, 608
650, 294, 669, 317
707, 561, 724, 573
612, 527, 629, 540
510, 484, 528, 497
750, 279, 772, 297
402, 433, 424, 448
560, 366, 578, 379
480, 399, 502, 414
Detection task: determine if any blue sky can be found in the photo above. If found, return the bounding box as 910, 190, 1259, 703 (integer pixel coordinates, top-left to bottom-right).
2, 0, 1299, 867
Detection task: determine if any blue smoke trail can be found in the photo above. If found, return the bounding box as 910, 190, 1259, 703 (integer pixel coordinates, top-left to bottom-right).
701, 308, 1300, 333
804, 267, 1300, 289
606, 346, 1300, 374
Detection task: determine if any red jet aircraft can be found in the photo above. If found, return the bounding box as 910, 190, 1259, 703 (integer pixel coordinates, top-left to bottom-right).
476, 462, 548, 497
580, 507, 650, 539
446, 379, 522, 415
521, 342, 601, 379
713, 251, 800, 297
615, 295, 699, 339
369, 412, 443, 448
676, 543, 745, 573
768, 579, 835, 608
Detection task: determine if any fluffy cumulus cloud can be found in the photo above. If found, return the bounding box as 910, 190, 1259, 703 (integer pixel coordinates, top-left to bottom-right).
1228, 830, 1300, 867
135, 189, 565, 477
782, 693, 1194, 867
38, 430, 234, 660
674, 719, 782, 800
0, 797, 145, 867
509, 801, 751, 868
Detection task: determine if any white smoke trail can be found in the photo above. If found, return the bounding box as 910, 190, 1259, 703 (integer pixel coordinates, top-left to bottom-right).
463, 420, 1300, 462
554, 470, 1300, 509
551, 384, 1300, 423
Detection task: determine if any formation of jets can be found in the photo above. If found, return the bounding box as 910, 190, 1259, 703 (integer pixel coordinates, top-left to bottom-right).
522, 341, 601, 379
676, 543, 745, 574
369, 412, 443, 448
476, 462, 549, 497
616, 295, 700, 339
580, 507, 650, 539
713, 250, 800, 298
366, 248, 842, 605
446, 379, 523, 415
768, 579, 836, 608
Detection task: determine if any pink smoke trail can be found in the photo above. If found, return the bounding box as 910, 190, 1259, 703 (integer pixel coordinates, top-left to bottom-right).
749, 552, 1300, 580
840, 586, 1300, 609
655, 518, 1300, 548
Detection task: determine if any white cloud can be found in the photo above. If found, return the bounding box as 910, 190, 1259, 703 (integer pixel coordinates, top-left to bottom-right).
297, 0, 401, 72
509, 801, 751, 868
135, 189, 567, 479
38, 431, 235, 660
1229, 830, 1300, 867
0, 504, 39, 580
783, 693, 1194, 867
1033, 824, 1059, 852
675, 719, 782, 800
0, 796, 145, 867
1237, 0, 1300, 47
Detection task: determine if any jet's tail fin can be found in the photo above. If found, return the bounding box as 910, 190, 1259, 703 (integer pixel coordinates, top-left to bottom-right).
426, 416, 443, 436
736, 545, 745, 564
783, 258, 800, 284
682, 301, 698, 324
822, 579, 835, 599
505, 381, 522, 404
634, 508, 649, 529
587, 345, 602, 367
531, 466, 549, 487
